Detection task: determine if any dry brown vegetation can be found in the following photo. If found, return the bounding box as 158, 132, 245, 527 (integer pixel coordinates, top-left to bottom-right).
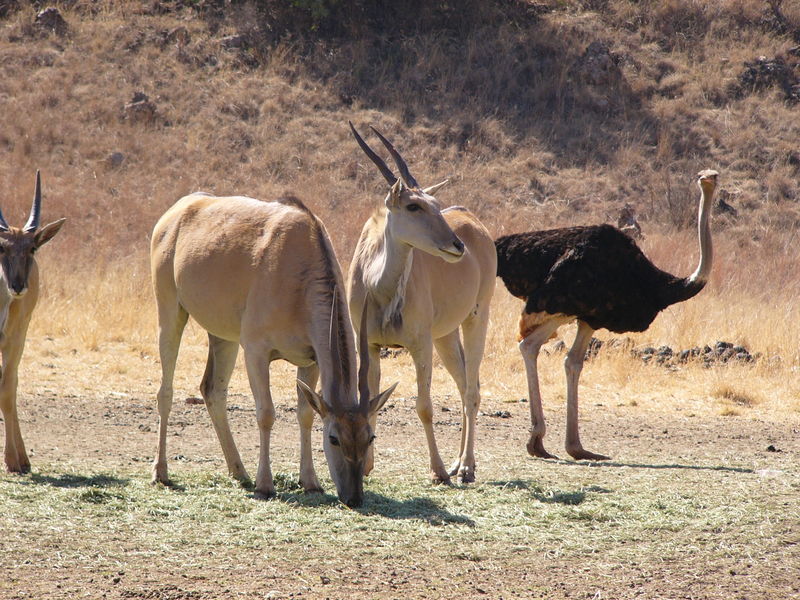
0, 0, 794, 403
1, 1, 800, 598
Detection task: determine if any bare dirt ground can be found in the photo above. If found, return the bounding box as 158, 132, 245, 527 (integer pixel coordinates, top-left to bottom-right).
1, 335, 798, 600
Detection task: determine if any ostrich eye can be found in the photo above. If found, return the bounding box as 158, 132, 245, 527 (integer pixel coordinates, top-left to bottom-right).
329, 435, 340, 446
406, 203, 421, 212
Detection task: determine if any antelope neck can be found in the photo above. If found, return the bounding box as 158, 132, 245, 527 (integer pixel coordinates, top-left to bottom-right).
363, 216, 414, 330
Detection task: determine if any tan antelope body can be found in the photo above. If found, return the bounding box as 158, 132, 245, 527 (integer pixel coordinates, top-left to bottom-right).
347, 125, 496, 484
0, 172, 66, 473
151, 192, 394, 506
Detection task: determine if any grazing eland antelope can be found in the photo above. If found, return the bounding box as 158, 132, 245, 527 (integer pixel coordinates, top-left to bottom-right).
347, 123, 496, 484
151, 192, 395, 507
0, 171, 66, 473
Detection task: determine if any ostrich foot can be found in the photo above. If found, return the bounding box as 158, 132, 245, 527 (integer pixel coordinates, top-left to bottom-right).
151, 462, 170, 486
566, 445, 610, 461
526, 435, 559, 460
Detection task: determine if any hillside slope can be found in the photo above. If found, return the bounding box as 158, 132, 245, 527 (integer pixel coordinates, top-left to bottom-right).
0, 0, 799, 351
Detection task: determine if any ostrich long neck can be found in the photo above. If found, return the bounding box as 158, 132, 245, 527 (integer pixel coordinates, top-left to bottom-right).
362, 209, 414, 327
687, 182, 714, 286
661, 180, 715, 307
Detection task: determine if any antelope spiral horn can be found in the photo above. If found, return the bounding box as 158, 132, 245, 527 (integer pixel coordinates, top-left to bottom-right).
349, 121, 397, 185
369, 126, 420, 189
23, 170, 42, 232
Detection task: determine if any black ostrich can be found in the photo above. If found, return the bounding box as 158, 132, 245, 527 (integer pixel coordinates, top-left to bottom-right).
495, 170, 718, 461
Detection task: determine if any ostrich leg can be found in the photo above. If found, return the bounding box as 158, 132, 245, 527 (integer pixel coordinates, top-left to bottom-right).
518, 317, 564, 459
564, 321, 610, 461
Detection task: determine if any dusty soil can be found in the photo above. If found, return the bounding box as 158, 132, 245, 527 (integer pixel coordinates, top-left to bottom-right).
1, 336, 799, 600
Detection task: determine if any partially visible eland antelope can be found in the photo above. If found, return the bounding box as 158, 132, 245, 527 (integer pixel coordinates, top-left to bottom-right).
0, 171, 66, 473
151, 192, 395, 506
347, 123, 496, 484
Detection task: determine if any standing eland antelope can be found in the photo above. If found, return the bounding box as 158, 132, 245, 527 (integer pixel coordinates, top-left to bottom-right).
151, 192, 396, 507
347, 123, 496, 484
0, 171, 66, 473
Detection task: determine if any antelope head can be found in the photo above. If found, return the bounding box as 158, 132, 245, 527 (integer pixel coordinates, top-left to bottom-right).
349, 122, 465, 262
0, 171, 65, 302
297, 293, 396, 507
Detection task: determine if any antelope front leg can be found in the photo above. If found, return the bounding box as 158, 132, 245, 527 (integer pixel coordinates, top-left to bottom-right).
243, 345, 276, 499
297, 364, 323, 493
0, 340, 29, 473
410, 343, 450, 484
433, 331, 471, 482
0, 372, 28, 474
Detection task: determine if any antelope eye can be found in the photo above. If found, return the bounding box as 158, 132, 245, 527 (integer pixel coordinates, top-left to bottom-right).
406, 203, 421, 212
369, 435, 376, 445
329, 435, 340, 446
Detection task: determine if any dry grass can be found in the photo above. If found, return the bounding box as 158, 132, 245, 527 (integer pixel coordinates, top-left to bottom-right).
0, 0, 794, 427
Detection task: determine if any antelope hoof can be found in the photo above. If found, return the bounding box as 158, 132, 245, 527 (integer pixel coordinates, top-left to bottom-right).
254, 488, 276, 501
456, 465, 476, 484
527, 436, 559, 460
567, 446, 610, 461
430, 471, 451, 485
6, 461, 31, 474
229, 465, 251, 484
301, 479, 324, 494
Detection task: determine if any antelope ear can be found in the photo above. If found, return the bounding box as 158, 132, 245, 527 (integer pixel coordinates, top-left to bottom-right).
34, 218, 66, 248
423, 179, 449, 197
368, 381, 398, 416
386, 178, 404, 208
297, 380, 327, 417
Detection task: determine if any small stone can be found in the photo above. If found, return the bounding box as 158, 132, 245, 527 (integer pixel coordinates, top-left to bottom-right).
766, 445, 780, 452
106, 152, 124, 168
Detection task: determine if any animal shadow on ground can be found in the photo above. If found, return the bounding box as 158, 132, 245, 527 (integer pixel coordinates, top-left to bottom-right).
272, 480, 474, 526
359, 492, 475, 526
25, 472, 130, 488
487, 479, 612, 506
555, 459, 754, 474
